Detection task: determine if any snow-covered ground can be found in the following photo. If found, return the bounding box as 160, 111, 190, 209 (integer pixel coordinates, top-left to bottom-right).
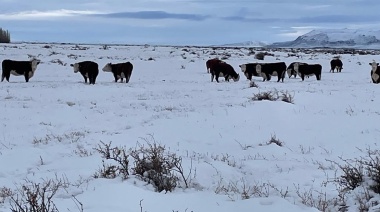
0, 43, 379, 212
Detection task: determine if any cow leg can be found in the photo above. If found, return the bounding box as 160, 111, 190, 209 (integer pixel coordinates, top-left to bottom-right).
215, 71, 220, 83
224, 74, 230, 82
125, 75, 130, 83
266, 74, 271, 81
248, 73, 253, 81
113, 73, 118, 82
24, 72, 29, 82
211, 73, 214, 82
83, 76, 88, 83
5, 72, 10, 82
301, 74, 305, 81
1, 71, 5, 82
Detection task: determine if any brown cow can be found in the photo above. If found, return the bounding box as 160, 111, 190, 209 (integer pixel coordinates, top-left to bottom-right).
206, 58, 224, 73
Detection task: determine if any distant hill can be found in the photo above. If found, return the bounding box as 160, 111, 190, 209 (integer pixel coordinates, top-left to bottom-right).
269, 29, 380, 49
220, 40, 268, 47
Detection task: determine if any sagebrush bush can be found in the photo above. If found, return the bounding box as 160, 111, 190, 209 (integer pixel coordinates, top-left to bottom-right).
251, 90, 294, 104
94, 138, 191, 192
130, 140, 181, 192
10, 179, 66, 212
255, 52, 265, 60
94, 141, 129, 179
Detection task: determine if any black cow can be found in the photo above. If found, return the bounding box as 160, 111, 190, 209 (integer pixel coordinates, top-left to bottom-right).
287, 62, 306, 78
294, 63, 322, 81
369, 61, 380, 83
330, 58, 343, 73
239, 63, 261, 80
102, 62, 133, 83
1, 58, 41, 82
257, 62, 287, 82
70, 61, 99, 84
210, 62, 240, 83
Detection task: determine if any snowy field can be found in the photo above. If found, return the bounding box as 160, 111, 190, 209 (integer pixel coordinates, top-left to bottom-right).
0, 43, 379, 212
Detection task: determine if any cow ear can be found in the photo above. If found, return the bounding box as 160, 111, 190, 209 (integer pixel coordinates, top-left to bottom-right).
70, 64, 74, 67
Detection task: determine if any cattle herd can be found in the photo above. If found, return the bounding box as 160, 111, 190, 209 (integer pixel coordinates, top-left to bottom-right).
1, 59, 133, 84
207, 57, 380, 84
1, 55, 380, 84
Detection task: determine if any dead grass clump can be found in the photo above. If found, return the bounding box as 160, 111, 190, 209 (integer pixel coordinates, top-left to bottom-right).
251, 90, 294, 104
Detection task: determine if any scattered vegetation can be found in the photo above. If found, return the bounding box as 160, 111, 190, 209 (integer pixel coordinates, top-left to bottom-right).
9, 178, 69, 212
254, 52, 265, 60
0, 28, 11, 43
94, 137, 194, 192
251, 89, 294, 104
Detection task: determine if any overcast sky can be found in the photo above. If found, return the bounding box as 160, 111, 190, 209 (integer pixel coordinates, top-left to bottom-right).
1, 0, 380, 45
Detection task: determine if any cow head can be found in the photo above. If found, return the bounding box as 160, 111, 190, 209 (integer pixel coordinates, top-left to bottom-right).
30, 59, 41, 73
70, 63, 80, 73
255, 64, 262, 75
102, 63, 113, 72
369, 61, 379, 72
239, 64, 246, 72
293, 62, 300, 73
233, 73, 240, 82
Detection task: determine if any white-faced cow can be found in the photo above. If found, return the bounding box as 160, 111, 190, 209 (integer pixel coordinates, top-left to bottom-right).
206, 58, 225, 73
293, 62, 322, 81
1, 58, 41, 82
287, 62, 306, 78
330, 58, 343, 73
102, 62, 133, 83
239, 63, 262, 80
256, 62, 286, 82
70, 61, 99, 85
369, 61, 380, 83
210, 61, 240, 83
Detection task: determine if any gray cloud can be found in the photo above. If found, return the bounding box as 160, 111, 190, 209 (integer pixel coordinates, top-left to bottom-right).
296, 15, 380, 24
92, 11, 209, 21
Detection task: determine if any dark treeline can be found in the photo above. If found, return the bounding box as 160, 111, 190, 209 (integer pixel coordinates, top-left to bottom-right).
0, 28, 11, 43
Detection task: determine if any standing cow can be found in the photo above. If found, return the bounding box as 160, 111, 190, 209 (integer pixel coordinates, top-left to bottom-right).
206, 58, 224, 73
370, 61, 380, 83
70, 61, 99, 84
102, 62, 133, 83
239, 63, 261, 81
293, 63, 322, 81
1, 58, 41, 82
256, 62, 287, 82
330, 58, 343, 73
210, 62, 240, 83
287, 62, 306, 78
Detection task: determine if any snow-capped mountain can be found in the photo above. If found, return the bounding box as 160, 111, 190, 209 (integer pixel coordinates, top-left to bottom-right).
269, 29, 380, 49
220, 40, 268, 47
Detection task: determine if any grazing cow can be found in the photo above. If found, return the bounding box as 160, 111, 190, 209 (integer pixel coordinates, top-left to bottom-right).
330, 58, 343, 72
210, 62, 240, 83
70, 61, 99, 84
287, 62, 306, 78
293, 63, 322, 81
239, 63, 261, 80
369, 61, 380, 83
102, 62, 133, 83
1, 58, 41, 82
257, 62, 287, 82
206, 58, 224, 73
